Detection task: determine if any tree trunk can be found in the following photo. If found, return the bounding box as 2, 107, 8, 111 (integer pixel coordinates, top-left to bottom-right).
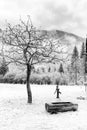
74, 59, 77, 85
84, 56, 87, 82
26, 64, 32, 103
75, 68, 77, 85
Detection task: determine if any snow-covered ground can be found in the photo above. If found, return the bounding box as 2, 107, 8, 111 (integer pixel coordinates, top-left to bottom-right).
0, 83, 87, 130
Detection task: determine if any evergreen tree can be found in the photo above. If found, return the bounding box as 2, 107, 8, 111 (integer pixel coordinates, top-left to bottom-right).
72, 46, 79, 62
80, 42, 85, 58
80, 42, 86, 81
0, 58, 8, 76
48, 67, 51, 72
71, 46, 79, 84
59, 63, 64, 73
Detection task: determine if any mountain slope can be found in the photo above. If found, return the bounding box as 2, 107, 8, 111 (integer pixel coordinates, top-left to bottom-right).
7, 30, 84, 73
41, 30, 84, 47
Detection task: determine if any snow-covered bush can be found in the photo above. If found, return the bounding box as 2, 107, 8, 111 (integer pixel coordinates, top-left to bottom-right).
30, 74, 52, 85
3, 72, 16, 83
41, 76, 52, 84
14, 72, 26, 84
30, 74, 42, 84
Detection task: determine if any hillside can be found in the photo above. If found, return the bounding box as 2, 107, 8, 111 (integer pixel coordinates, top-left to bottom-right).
7, 30, 84, 75
41, 30, 83, 42
40, 30, 84, 52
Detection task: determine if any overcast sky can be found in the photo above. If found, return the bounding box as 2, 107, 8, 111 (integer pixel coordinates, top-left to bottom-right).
0, 0, 87, 37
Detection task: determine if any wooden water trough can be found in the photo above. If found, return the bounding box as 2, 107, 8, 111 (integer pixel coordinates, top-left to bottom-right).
45, 102, 78, 114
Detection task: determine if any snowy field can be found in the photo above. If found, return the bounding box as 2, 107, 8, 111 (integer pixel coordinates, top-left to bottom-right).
0, 83, 87, 130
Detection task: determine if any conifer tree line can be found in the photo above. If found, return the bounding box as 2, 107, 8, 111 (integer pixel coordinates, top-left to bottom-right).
67, 41, 87, 85
80, 41, 87, 82
31, 43, 87, 85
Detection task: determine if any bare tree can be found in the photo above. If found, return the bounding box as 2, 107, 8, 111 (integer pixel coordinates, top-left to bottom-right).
1, 17, 65, 103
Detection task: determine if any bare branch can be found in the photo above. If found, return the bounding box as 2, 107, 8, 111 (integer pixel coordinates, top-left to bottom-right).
1, 17, 66, 69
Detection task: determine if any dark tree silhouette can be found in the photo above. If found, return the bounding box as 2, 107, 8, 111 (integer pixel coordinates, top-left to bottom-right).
80, 42, 85, 58
58, 63, 64, 73
48, 67, 51, 72
0, 57, 8, 76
